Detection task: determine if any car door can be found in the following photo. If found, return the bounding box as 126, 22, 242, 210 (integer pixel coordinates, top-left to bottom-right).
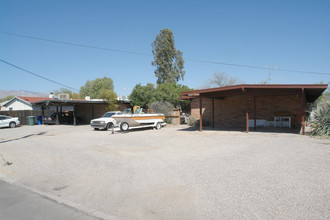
3, 116, 11, 127
0, 116, 4, 127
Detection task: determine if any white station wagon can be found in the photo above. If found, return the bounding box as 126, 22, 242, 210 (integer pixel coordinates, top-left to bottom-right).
0, 115, 20, 128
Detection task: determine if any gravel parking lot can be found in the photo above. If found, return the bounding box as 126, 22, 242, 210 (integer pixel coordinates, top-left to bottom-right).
0, 125, 330, 219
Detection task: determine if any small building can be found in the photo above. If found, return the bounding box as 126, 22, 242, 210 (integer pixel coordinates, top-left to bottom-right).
0, 96, 52, 111
180, 84, 328, 134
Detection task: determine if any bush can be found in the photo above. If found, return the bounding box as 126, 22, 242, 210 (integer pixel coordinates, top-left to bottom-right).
149, 101, 174, 115
187, 116, 197, 126
187, 116, 212, 127
310, 101, 330, 136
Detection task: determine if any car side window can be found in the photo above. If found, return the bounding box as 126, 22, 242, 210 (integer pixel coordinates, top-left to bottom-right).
0, 116, 3, 120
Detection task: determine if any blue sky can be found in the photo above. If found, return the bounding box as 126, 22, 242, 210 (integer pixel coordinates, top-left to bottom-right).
1, 0, 329, 96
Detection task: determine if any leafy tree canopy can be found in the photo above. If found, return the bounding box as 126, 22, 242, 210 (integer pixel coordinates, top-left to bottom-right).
129, 83, 156, 109
152, 28, 185, 84
99, 88, 117, 111
80, 77, 115, 99
129, 83, 191, 111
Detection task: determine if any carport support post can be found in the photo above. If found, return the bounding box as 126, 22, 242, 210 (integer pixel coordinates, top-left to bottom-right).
73, 105, 76, 126
301, 88, 306, 135
199, 95, 203, 132
91, 104, 94, 119
56, 106, 59, 125
246, 95, 249, 133
41, 106, 45, 118
254, 96, 256, 131
212, 98, 215, 128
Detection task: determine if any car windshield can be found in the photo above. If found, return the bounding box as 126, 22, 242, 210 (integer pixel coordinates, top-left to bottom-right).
103, 112, 115, 117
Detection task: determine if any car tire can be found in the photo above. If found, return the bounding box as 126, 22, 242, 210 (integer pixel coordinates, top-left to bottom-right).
106, 123, 113, 130
120, 122, 129, 131
94, 128, 99, 131
9, 122, 16, 128
155, 122, 161, 130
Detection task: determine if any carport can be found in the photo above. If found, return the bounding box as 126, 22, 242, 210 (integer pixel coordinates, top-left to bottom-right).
180, 84, 328, 134
32, 99, 110, 125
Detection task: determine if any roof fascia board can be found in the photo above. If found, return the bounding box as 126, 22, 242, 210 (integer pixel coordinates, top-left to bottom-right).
181, 84, 328, 95
2, 96, 32, 107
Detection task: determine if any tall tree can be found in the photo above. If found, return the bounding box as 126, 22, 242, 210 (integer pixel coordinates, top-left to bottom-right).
80, 77, 115, 99
152, 29, 185, 84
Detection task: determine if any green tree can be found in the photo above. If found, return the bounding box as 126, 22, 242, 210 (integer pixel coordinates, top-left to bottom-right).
129, 83, 191, 112
129, 83, 156, 108
154, 83, 191, 111
99, 88, 117, 111
152, 28, 185, 84
80, 77, 114, 99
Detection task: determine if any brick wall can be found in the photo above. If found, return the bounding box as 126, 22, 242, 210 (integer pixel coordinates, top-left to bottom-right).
191, 95, 302, 127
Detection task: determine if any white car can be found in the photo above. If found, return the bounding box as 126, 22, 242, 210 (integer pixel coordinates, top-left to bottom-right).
90, 111, 121, 130
0, 115, 20, 128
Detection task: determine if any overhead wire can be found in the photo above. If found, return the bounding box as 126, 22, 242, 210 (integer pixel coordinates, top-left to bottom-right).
0, 59, 79, 92
0, 30, 330, 76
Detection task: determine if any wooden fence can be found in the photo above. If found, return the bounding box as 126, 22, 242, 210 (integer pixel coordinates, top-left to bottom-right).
1, 110, 53, 125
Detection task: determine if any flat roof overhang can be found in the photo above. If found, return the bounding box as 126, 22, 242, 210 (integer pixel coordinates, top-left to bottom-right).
31, 99, 109, 106
180, 84, 328, 102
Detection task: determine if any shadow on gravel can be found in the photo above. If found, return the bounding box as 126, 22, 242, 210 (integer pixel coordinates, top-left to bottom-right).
0, 132, 48, 144
178, 126, 300, 134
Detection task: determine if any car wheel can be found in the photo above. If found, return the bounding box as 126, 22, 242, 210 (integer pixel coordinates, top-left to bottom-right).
155, 122, 161, 130
120, 122, 129, 131
9, 122, 16, 128
106, 123, 113, 130
94, 128, 99, 131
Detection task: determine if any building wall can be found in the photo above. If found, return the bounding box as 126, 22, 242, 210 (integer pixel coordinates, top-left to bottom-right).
191, 95, 302, 127
1, 99, 32, 111
76, 103, 109, 123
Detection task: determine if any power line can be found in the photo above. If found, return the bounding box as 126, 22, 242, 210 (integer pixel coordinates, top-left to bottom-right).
1, 30, 330, 76
185, 59, 330, 76
0, 59, 79, 92
0, 31, 151, 56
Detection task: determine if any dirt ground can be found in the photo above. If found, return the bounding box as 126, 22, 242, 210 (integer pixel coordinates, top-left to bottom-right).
0, 125, 329, 220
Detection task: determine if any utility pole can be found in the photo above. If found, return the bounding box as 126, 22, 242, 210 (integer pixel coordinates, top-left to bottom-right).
262, 65, 277, 84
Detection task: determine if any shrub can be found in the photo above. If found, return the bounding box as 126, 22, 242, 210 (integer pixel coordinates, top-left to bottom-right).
310, 101, 330, 136
149, 101, 174, 116
187, 116, 198, 126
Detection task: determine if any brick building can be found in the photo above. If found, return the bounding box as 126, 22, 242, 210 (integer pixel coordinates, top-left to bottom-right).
180, 84, 328, 134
